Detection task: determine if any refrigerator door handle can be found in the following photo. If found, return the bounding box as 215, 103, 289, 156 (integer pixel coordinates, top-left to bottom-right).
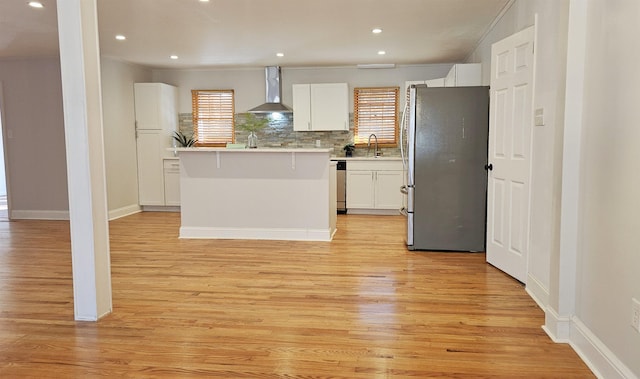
407, 212, 414, 247
400, 101, 409, 171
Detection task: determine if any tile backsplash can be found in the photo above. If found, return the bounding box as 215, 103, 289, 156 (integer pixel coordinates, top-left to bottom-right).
179, 113, 401, 158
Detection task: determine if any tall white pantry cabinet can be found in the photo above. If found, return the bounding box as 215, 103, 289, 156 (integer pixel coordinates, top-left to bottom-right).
134, 83, 178, 206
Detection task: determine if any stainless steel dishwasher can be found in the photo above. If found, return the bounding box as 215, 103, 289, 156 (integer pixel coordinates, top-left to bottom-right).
336, 160, 346, 213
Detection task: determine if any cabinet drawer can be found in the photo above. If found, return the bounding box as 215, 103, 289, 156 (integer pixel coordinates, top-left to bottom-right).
163, 159, 180, 170
348, 160, 402, 171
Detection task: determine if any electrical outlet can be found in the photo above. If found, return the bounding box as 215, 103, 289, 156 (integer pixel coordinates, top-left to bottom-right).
632, 298, 640, 333
534, 108, 545, 126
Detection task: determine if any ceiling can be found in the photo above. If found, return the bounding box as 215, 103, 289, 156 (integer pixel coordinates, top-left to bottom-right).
0, 0, 511, 69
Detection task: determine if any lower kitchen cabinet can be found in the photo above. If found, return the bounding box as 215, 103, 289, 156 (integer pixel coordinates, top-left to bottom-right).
163, 159, 180, 206
137, 130, 166, 206
346, 170, 375, 208
374, 171, 404, 208
346, 160, 403, 212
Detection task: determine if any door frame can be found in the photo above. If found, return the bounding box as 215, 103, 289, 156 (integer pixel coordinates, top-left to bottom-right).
0, 82, 12, 220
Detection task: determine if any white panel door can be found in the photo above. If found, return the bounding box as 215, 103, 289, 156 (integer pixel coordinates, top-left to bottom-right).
486, 26, 535, 283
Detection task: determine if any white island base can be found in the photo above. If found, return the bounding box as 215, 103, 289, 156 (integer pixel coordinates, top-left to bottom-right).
176, 148, 336, 241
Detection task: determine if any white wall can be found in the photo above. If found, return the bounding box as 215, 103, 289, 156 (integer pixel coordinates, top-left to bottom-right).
0, 89, 6, 197
0, 58, 450, 219
0, 57, 69, 219
467, 1, 570, 307
0, 56, 152, 221
100, 57, 151, 219
469, 0, 639, 377
576, 0, 640, 375
152, 64, 452, 113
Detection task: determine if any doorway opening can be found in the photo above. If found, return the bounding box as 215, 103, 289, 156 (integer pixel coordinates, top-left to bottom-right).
0, 87, 8, 221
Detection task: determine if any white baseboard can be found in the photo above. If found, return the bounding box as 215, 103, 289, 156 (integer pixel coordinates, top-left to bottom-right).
180, 226, 333, 241
542, 309, 637, 379
529, 275, 636, 378
570, 316, 637, 379
108, 204, 141, 220
141, 205, 180, 212
11, 209, 70, 220
11, 206, 144, 221
347, 209, 401, 216
543, 307, 572, 343
525, 273, 549, 311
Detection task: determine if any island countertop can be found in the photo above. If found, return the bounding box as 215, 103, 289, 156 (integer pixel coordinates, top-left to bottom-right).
172, 147, 333, 153
175, 148, 336, 241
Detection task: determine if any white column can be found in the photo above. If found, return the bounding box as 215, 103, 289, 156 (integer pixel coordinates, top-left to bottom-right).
56, 0, 112, 321
546, 0, 588, 341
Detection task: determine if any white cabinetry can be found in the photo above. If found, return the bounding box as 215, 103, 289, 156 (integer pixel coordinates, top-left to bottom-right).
136, 130, 167, 206
134, 82, 178, 207
292, 84, 311, 131
163, 159, 180, 206
444, 63, 482, 87
346, 170, 375, 208
292, 83, 349, 131
346, 160, 403, 214
425, 78, 445, 87
375, 171, 404, 208
404, 64, 480, 99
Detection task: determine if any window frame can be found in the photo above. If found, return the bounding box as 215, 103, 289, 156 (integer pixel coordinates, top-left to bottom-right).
191, 89, 235, 147
353, 86, 400, 147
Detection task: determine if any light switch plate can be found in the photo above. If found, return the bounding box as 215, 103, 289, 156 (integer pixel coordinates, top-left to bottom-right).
534, 108, 545, 126
632, 298, 640, 333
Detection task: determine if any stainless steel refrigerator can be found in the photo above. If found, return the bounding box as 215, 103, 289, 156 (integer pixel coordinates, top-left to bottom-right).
401, 85, 489, 251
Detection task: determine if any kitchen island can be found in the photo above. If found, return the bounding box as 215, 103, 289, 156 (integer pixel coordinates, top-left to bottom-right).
175, 148, 336, 241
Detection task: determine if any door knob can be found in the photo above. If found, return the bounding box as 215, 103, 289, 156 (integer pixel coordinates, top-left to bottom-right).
484, 163, 493, 171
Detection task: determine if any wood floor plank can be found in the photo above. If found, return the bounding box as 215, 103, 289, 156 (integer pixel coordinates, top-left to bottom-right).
0, 212, 594, 378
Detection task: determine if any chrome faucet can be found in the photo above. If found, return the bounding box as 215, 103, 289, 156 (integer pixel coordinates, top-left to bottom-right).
367, 133, 381, 157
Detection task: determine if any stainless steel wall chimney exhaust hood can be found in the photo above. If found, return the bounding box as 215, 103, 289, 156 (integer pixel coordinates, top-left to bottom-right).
247, 66, 292, 113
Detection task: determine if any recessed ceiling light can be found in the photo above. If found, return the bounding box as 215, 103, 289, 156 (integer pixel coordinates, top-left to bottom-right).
372, 28, 382, 34
276, 53, 284, 57
170, 55, 179, 60
199, 0, 209, 2
28, 1, 44, 8
115, 35, 126, 41
378, 50, 386, 55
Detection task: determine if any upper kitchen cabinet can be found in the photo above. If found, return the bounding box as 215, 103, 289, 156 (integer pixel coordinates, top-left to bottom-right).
292, 83, 349, 131
444, 63, 482, 87
425, 78, 445, 87
134, 83, 178, 131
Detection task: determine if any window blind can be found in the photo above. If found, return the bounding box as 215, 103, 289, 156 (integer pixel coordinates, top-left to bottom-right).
354, 87, 399, 146
192, 89, 235, 146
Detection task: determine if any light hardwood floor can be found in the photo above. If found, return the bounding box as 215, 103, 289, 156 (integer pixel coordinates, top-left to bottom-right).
0, 212, 594, 378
